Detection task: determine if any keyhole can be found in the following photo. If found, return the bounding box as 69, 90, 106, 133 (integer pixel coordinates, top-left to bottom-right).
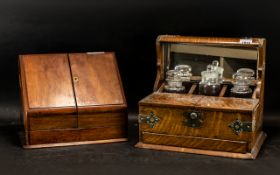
73, 76, 79, 83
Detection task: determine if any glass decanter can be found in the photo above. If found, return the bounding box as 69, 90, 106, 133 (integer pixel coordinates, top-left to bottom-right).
230, 68, 255, 98
174, 64, 192, 87
199, 65, 221, 96
211, 60, 224, 83
164, 70, 185, 93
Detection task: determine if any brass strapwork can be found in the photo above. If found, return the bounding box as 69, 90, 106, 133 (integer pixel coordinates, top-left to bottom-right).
139, 112, 160, 128
228, 119, 252, 135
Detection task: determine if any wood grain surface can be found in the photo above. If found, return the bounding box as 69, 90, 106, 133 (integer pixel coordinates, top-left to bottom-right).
136, 131, 266, 159
23, 138, 128, 149
69, 52, 125, 107
139, 106, 253, 141
21, 54, 76, 108
28, 114, 77, 131
78, 112, 126, 129
140, 93, 259, 112
142, 132, 248, 153
28, 126, 126, 145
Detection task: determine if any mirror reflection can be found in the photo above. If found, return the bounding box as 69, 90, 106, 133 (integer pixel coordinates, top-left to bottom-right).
162, 43, 258, 98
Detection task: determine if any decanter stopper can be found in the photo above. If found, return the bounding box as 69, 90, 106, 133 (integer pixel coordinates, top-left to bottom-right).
230, 68, 255, 98
211, 60, 224, 83
199, 64, 221, 96
164, 70, 185, 93
174, 64, 192, 82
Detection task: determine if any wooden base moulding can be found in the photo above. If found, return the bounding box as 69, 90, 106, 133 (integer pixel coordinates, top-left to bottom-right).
23, 138, 128, 149
20, 130, 128, 149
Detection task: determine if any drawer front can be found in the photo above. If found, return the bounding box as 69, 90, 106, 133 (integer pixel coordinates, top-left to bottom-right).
29, 112, 127, 130
29, 115, 77, 131
78, 112, 127, 129
139, 106, 253, 141
142, 132, 248, 153
28, 126, 127, 145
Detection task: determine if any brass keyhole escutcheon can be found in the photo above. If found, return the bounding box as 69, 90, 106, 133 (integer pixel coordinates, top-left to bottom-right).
184, 110, 203, 128
73, 76, 79, 83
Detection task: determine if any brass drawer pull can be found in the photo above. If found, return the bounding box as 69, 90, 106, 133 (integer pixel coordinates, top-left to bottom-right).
228, 119, 252, 135
139, 112, 160, 128
184, 111, 203, 128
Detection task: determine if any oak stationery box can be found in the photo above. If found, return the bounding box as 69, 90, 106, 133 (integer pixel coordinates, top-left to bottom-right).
136, 35, 266, 159
19, 52, 127, 148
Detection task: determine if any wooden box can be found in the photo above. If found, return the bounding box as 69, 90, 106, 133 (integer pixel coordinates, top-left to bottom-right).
19, 52, 127, 148
135, 35, 266, 159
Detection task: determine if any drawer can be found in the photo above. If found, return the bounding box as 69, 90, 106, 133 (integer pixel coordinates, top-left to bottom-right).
28, 111, 127, 130
28, 126, 127, 145
29, 114, 77, 131
141, 132, 248, 153
78, 112, 127, 129
139, 106, 253, 141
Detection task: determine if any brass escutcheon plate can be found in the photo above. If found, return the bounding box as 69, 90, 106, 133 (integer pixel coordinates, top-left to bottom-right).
183, 110, 203, 128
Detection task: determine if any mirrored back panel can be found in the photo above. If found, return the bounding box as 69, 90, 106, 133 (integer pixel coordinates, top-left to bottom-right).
163, 43, 258, 79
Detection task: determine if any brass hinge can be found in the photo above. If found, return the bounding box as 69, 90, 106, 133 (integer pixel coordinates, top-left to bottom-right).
228, 119, 252, 135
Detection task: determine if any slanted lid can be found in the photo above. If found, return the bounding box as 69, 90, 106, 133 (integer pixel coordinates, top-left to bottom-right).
20, 54, 76, 109
68, 52, 126, 108
154, 35, 266, 91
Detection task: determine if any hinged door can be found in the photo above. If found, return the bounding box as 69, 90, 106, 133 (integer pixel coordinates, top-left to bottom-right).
68, 52, 125, 107
22, 54, 76, 108
68, 52, 127, 129
20, 54, 78, 131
